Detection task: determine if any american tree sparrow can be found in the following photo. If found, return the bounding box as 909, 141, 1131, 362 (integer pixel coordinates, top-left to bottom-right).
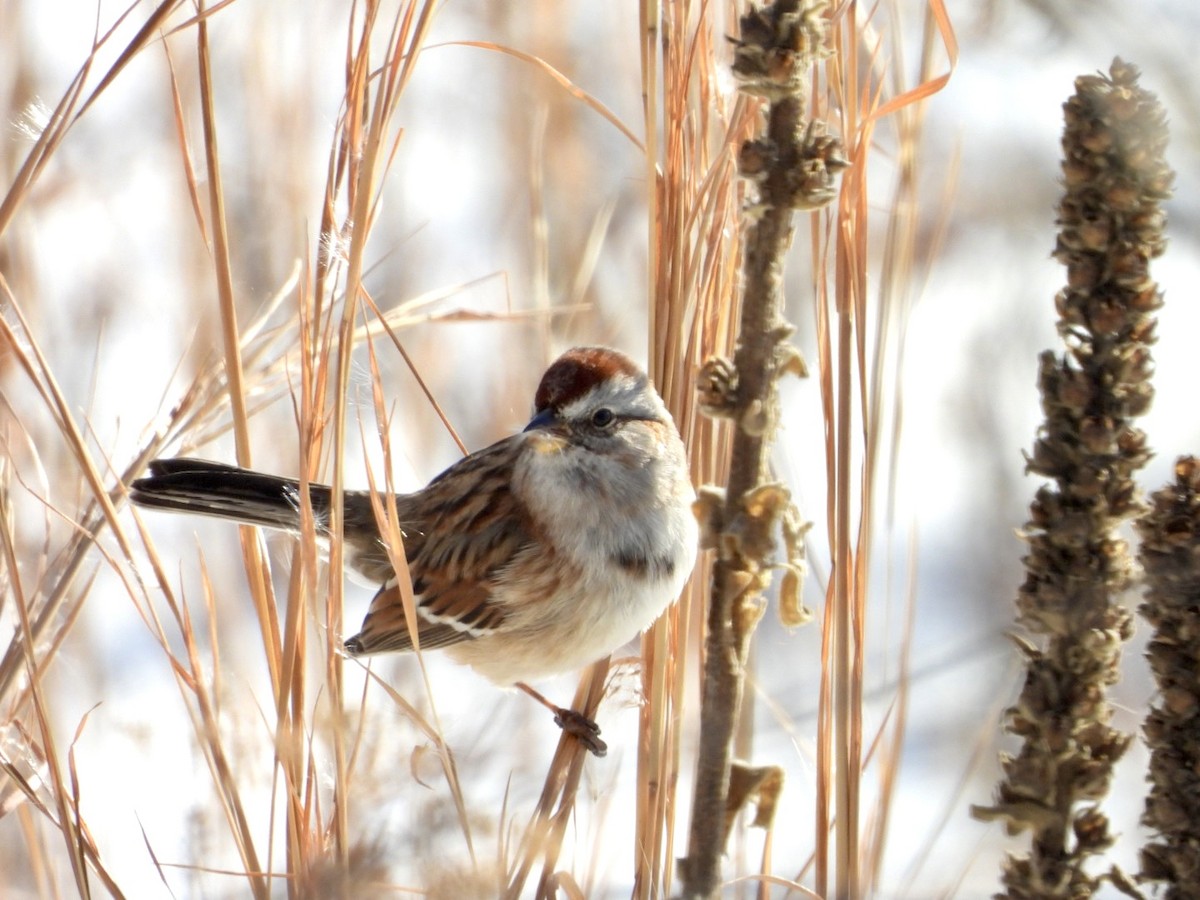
131, 346, 698, 756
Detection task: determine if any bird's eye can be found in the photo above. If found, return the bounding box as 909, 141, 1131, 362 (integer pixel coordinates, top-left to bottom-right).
591, 407, 616, 428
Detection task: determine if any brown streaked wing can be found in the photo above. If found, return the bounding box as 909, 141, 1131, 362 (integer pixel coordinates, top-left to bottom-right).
345, 436, 538, 653
347, 582, 469, 653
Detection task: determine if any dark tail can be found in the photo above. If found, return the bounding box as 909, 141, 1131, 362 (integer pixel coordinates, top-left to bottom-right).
130, 458, 332, 532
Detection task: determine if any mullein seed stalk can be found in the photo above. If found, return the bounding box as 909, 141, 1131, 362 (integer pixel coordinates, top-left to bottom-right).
973, 59, 1171, 899
1139, 457, 1200, 896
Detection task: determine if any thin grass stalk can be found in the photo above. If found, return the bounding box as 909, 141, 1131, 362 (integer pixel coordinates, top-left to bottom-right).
809, 4, 956, 894
860, 7, 956, 887
192, 35, 297, 888
642, 1, 665, 892
0, 279, 162, 696
327, 26, 374, 882
193, 8, 290, 892
124, 501, 272, 898
0, 6, 351, 868
193, 566, 273, 899
637, 2, 751, 895
0, 266, 292, 714
195, 3, 251, 470
15, 805, 52, 896
641, 0, 661, 351
2, 504, 92, 898
505, 661, 608, 899
271, 267, 323, 893
0, 278, 286, 894
826, 10, 862, 891
533, 665, 610, 897
359, 317, 476, 858
194, 8, 285, 709
318, 4, 439, 880
0, 0, 191, 237
637, 0, 677, 893
234, 5, 458, 887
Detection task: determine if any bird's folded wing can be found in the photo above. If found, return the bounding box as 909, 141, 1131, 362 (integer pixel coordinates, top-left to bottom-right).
345, 572, 516, 654
343, 436, 540, 655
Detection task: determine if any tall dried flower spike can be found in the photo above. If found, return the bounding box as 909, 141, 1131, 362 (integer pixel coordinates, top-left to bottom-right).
1139, 458, 1200, 893
972, 59, 1172, 898
680, 1, 837, 896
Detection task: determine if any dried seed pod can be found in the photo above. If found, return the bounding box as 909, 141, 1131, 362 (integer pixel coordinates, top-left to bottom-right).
696, 356, 740, 420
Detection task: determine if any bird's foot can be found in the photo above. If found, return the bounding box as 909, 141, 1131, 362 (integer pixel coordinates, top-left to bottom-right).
553, 708, 608, 757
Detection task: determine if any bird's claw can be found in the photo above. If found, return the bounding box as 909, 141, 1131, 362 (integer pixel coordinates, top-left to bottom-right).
553, 708, 608, 757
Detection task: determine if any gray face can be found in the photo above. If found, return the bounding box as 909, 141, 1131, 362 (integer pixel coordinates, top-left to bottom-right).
523, 348, 670, 460
519, 347, 682, 518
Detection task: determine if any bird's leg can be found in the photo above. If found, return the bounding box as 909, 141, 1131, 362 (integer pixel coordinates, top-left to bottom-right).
516, 681, 607, 757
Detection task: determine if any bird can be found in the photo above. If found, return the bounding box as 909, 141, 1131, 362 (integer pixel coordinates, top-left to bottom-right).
130, 346, 698, 756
